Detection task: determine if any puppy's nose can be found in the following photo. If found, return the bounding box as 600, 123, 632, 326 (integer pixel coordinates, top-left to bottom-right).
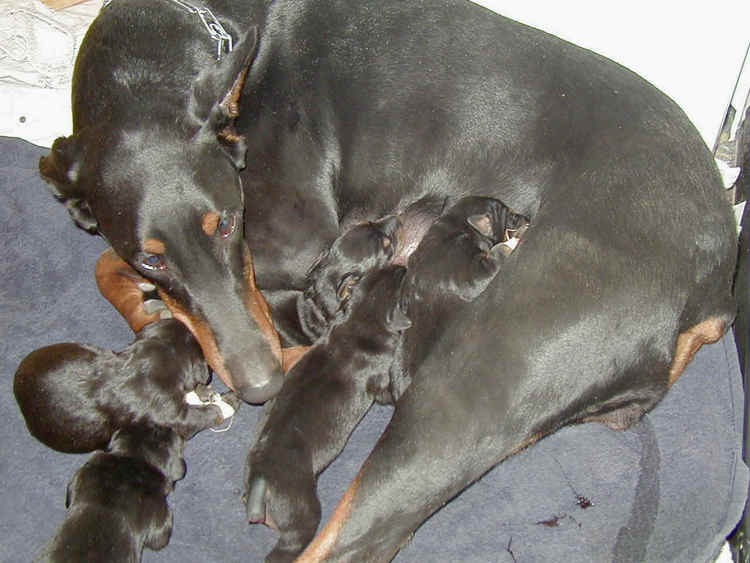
233, 366, 284, 404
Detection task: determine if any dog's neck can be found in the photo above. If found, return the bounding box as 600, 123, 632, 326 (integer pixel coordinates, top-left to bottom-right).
102, 0, 235, 60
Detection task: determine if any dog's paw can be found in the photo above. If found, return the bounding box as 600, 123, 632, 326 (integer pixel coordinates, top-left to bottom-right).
245, 473, 274, 526
185, 390, 236, 420
244, 463, 320, 561
220, 391, 242, 413
95, 248, 165, 331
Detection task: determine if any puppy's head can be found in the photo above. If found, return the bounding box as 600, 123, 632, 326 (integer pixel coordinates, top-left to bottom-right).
39, 28, 284, 404
333, 264, 412, 337
135, 319, 210, 390
299, 215, 400, 339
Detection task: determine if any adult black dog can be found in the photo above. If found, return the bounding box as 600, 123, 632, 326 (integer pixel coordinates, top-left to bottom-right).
38, 0, 736, 560
34, 422, 187, 562
14, 319, 234, 453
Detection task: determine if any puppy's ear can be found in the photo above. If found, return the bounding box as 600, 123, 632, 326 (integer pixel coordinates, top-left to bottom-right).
373, 215, 401, 249
39, 135, 98, 233
467, 213, 493, 239
190, 27, 259, 169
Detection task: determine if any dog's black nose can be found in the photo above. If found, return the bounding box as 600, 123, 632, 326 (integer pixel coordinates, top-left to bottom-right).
233, 367, 285, 404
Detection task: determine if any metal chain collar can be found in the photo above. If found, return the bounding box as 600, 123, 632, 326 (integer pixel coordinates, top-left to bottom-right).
102, 0, 233, 61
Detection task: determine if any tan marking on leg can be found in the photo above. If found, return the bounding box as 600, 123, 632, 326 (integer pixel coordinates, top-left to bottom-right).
143, 238, 166, 255
668, 317, 726, 387
296, 478, 359, 562
95, 248, 160, 333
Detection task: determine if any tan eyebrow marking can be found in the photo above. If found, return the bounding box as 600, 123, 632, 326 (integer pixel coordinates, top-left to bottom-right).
202, 212, 220, 236
143, 238, 166, 254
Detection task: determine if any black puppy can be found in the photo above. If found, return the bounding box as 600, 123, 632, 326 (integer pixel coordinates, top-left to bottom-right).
14, 319, 236, 454
300, 196, 528, 336
298, 214, 401, 340
33, 422, 187, 563
406, 196, 529, 303
244, 265, 411, 563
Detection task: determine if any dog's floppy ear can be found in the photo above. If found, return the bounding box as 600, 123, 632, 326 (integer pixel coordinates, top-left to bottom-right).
190, 27, 259, 169
39, 135, 98, 234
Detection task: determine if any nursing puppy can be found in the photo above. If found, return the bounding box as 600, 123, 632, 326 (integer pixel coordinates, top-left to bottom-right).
34, 422, 186, 563
14, 319, 236, 453
298, 214, 401, 340
245, 265, 411, 563
299, 196, 528, 339
245, 198, 527, 561
406, 195, 529, 303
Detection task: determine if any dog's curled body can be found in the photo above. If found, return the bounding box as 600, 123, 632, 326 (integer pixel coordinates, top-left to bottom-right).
14, 319, 227, 453
38, 0, 737, 559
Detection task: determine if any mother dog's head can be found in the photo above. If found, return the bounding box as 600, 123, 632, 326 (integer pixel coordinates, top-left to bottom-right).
38, 27, 284, 404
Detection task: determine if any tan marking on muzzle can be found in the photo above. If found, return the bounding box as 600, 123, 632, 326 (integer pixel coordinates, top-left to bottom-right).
201, 212, 220, 236
667, 317, 726, 387
282, 346, 310, 372
157, 289, 237, 388
155, 243, 283, 390
143, 238, 166, 255
95, 248, 161, 333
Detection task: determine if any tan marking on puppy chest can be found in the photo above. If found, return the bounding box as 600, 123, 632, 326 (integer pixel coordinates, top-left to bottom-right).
201, 212, 220, 236
143, 238, 166, 254
668, 317, 726, 387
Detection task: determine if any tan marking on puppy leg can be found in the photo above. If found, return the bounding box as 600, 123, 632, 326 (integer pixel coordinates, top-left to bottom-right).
201, 212, 220, 236
95, 248, 160, 333
668, 317, 726, 387
143, 238, 166, 255
296, 479, 359, 562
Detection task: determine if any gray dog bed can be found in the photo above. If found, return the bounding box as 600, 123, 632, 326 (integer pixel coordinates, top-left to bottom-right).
0, 135, 747, 562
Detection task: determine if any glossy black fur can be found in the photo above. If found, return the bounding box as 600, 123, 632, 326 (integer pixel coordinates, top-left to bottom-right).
14, 320, 229, 453
244, 266, 410, 562
39, 1, 737, 559
33, 423, 186, 563
298, 215, 400, 340
405, 196, 528, 304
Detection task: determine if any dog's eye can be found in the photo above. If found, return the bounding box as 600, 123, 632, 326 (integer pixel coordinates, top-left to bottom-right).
218, 214, 237, 239
141, 253, 167, 271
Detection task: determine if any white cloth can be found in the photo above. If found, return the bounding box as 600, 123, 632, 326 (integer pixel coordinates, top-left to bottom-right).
0, 0, 101, 147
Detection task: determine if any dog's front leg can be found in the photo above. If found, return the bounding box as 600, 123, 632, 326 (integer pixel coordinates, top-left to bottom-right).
95, 248, 166, 332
